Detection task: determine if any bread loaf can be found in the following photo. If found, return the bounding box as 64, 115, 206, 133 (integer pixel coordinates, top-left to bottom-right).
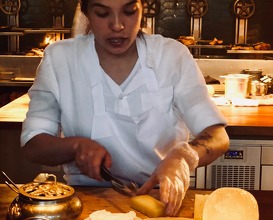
198, 187, 259, 220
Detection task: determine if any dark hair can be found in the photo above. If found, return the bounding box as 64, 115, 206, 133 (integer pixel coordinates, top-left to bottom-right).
80, 0, 144, 14
80, 0, 145, 35
80, 0, 89, 15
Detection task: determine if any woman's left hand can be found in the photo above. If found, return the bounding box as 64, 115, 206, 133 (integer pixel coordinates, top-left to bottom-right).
137, 142, 199, 216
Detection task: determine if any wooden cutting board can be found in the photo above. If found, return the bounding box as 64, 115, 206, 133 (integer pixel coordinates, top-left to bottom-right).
75, 187, 209, 219
143, 218, 193, 220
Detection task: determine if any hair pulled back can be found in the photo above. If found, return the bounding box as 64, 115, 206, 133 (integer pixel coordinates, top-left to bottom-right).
80, 0, 144, 15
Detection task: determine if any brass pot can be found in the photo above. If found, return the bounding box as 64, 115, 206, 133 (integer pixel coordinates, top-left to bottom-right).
7, 180, 83, 220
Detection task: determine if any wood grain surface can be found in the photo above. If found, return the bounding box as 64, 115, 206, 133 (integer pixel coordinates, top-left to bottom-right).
143, 218, 193, 220
2, 94, 273, 138
1, 185, 273, 220
0, 185, 208, 219
75, 187, 208, 219
3, 94, 273, 128
0, 94, 29, 122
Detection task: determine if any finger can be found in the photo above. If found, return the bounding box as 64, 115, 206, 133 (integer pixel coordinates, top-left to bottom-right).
164, 181, 177, 216
173, 188, 184, 216
166, 181, 184, 216
159, 177, 171, 205
102, 152, 112, 169
167, 196, 177, 216
137, 175, 158, 195
89, 152, 107, 180
173, 191, 185, 216
75, 153, 90, 175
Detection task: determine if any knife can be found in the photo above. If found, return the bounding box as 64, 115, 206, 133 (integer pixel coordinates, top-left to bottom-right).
100, 165, 138, 197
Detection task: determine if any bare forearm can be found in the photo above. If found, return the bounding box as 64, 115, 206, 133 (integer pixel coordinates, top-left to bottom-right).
22, 133, 83, 166
22, 133, 112, 180
189, 124, 229, 167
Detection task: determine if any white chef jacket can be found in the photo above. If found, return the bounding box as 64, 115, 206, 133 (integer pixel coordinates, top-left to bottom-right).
21, 33, 226, 186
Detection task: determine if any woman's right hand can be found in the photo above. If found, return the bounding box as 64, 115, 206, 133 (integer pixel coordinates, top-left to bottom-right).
22, 133, 112, 181
74, 138, 112, 181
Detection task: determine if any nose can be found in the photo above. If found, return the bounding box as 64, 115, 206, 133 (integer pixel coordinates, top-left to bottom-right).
110, 14, 125, 32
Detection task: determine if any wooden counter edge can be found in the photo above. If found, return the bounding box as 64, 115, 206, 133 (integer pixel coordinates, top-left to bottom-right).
2, 94, 273, 139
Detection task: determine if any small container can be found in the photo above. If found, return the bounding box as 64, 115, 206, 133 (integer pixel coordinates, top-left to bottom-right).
243, 69, 263, 81
251, 80, 268, 96
6, 174, 83, 220
221, 74, 253, 100
260, 75, 273, 94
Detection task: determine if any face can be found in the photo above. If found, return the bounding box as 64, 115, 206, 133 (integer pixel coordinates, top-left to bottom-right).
84, 0, 143, 56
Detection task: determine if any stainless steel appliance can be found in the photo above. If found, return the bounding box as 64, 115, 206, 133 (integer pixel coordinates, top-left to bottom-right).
206, 144, 260, 190
195, 139, 273, 190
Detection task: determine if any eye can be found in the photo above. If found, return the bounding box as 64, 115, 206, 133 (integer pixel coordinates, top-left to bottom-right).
91, 5, 110, 18
124, 9, 137, 16
94, 8, 109, 18
124, 4, 139, 16
96, 11, 109, 18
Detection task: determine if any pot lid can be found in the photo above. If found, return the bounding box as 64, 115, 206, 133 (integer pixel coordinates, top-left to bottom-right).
19, 173, 75, 200
220, 74, 253, 78
19, 181, 74, 200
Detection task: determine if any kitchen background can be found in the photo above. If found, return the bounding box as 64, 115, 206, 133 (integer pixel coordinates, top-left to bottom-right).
1, 0, 273, 107
156, 0, 273, 46
1, 0, 273, 188
0, 0, 273, 53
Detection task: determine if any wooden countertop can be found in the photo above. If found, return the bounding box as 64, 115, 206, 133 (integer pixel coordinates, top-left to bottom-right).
218, 104, 273, 139
0, 185, 272, 220
1, 94, 273, 138
218, 105, 273, 127
0, 94, 29, 123
0, 185, 202, 219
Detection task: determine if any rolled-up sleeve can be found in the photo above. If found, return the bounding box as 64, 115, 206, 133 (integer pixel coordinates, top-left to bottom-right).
21, 49, 61, 146
173, 50, 227, 136
147, 35, 227, 137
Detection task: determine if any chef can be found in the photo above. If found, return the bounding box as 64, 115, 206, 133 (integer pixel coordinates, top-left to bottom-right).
21, 0, 229, 216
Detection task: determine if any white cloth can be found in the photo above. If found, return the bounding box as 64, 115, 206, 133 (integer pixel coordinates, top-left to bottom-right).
85, 210, 138, 220
21, 33, 226, 186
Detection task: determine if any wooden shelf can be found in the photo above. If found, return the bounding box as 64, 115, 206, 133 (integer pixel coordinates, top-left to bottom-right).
227, 50, 273, 54
23, 28, 71, 34
0, 28, 71, 36
187, 45, 227, 49
0, 32, 23, 36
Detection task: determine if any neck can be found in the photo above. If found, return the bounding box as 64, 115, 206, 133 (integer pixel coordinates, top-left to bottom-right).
95, 41, 139, 85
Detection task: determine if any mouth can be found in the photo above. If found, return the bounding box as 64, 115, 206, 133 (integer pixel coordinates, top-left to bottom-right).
108, 37, 127, 47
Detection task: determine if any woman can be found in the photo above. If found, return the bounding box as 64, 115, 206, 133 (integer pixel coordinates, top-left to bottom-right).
21, 0, 229, 216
